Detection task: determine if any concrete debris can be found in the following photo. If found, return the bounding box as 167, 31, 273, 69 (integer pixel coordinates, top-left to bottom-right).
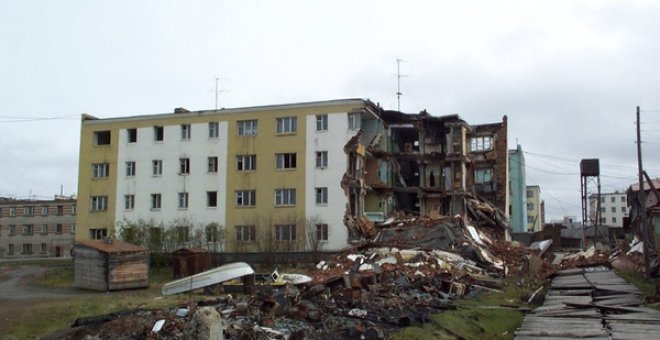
58, 213, 660, 339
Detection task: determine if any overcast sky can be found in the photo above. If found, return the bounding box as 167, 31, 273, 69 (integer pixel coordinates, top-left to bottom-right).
2, 0, 660, 221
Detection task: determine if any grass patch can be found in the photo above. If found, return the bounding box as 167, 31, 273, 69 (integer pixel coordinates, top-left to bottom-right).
391, 280, 542, 340
9, 290, 188, 339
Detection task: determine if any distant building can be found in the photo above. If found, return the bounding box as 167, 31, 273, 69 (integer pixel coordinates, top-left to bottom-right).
589, 192, 627, 227
508, 144, 527, 232
526, 185, 544, 232
0, 196, 76, 258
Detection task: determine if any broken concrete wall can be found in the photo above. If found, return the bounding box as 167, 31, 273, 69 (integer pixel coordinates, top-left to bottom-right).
468, 116, 508, 214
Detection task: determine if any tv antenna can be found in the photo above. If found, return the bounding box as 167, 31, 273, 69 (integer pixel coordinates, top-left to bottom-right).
396, 58, 408, 112
214, 76, 229, 109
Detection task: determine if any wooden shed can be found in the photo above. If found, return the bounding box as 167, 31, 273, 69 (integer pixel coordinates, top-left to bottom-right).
172, 247, 211, 279
73, 239, 150, 291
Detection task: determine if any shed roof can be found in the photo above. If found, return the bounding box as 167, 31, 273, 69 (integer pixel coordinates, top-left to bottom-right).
76, 239, 147, 253
173, 247, 209, 254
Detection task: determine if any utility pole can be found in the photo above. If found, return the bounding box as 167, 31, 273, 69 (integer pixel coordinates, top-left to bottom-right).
636, 105, 651, 276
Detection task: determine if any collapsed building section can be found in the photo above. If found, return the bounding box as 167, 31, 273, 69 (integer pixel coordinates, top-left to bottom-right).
343, 108, 509, 240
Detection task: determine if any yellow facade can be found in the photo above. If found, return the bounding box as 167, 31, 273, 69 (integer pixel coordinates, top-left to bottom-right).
76, 100, 369, 251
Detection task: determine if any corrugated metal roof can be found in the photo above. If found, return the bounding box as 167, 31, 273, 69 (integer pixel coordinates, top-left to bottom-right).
76, 239, 147, 253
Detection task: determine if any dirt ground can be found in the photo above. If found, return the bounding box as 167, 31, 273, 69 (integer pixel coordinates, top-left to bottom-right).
0, 265, 97, 335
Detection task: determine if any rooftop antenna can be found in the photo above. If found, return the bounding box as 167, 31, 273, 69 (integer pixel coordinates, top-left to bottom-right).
396, 58, 408, 112
213, 76, 229, 110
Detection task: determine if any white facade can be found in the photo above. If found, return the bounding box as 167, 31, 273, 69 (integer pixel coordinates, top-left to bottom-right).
589, 192, 628, 227
116, 122, 229, 229
305, 113, 356, 250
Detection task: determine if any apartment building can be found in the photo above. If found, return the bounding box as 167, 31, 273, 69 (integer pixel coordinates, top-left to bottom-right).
526, 185, 544, 232
589, 192, 628, 227
508, 144, 527, 233
76, 99, 508, 251
0, 196, 76, 258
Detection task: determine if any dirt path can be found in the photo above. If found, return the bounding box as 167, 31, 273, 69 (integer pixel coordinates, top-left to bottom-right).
0, 265, 89, 299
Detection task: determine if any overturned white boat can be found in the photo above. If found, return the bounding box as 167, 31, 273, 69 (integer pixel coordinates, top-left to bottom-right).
162, 262, 255, 296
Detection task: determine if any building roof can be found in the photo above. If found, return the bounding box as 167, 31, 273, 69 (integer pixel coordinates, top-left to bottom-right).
628, 178, 660, 192
76, 239, 147, 253
82, 98, 375, 124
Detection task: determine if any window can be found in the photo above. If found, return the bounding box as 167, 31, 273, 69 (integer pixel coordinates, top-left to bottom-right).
41, 224, 48, 235
23, 206, 34, 216
57, 205, 64, 215
149, 227, 163, 250
237, 120, 257, 136
175, 226, 189, 243
600, 207, 605, 213
527, 216, 534, 223
92, 163, 110, 178
316, 151, 328, 168
474, 168, 495, 192
208, 156, 218, 173
526, 190, 534, 198
9, 225, 15, 236
72, 204, 76, 215
206, 224, 221, 242
316, 224, 329, 242
151, 194, 162, 210
94, 130, 111, 145
621, 196, 626, 202
348, 113, 361, 130
275, 224, 296, 241
600, 197, 605, 203
9, 207, 16, 216
276, 117, 297, 134
56, 224, 62, 234
275, 153, 297, 169
316, 114, 328, 131
207, 191, 218, 207
127, 128, 137, 143
611, 197, 615, 203
181, 124, 191, 140
41, 205, 48, 215
237, 154, 256, 171
208, 122, 219, 139
236, 190, 256, 207
275, 188, 296, 206
236, 225, 256, 242
152, 160, 163, 176
90, 196, 108, 211
178, 192, 189, 209
154, 126, 164, 141
40, 243, 47, 253
612, 217, 617, 223
469, 136, 493, 152
22, 225, 33, 235
71, 224, 76, 234
316, 187, 328, 205
126, 161, 136, 176
124, 195, 135, 210
527, 203, 534, 210
22, 244, 32, 254
89, 228, 107, 240
8, 244, 14, 255
179, 158, 190, 175
622, 207, 627, 213
611, 207, 616, 213
600, 217, 606, 223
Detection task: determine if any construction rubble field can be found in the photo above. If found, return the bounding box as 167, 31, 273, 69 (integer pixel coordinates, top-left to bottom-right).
45, 205, 659, 339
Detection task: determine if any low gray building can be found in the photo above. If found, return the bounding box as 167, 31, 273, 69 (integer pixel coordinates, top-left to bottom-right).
0, 195, 76, 258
